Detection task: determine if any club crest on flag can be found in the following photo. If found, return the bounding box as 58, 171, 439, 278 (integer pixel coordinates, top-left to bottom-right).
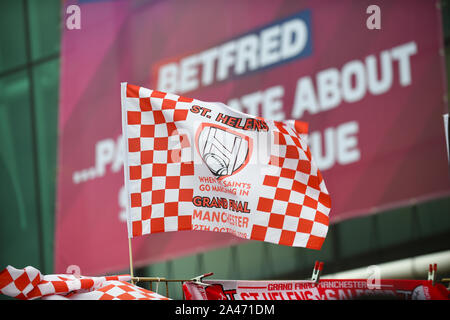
195, 123, 252, 180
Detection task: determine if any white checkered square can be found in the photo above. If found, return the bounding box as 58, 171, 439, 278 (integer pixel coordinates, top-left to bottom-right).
299, 206, 316, 220
265, 227, 282, 244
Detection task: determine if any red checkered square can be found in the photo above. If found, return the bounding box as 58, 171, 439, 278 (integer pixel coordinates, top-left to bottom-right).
151, 218, 165, 233
257, 197, 273, 212
286, 203, 302, 217
14, 272, 31, 291
141, 125, 155, 137
250, 225, 267, 241
128, 137, 141, 152
179, 189, 193, 201
99, 292, 115, 300
304, 195, 318, 209
178, 216, 192, 230
127, 111, 141, 125
279, 230, 296, 246
268, 214, 284, 229
141, 206, 152, 220
167, 122, 178, 135
274, 188, 291, 201
141, 177, 152, 192
141, 150, 154, 164
52, 281, 69, 293
152, 163, 167, 176
180, 162, 194, 175
129, 166, 141, 180
280, 168, 296, 179
151, 90, 166, 99
178, 95, 194, 103
292, 180, 307, 194
152, 190, 165, 204
162, 99, 177, 109
126, 83, 140, 98
263, 175, 279, 187
117, 292, 135, 300
307, 175, 320, 189
117, 284, 135, 293
306, 235, 325, 250
297, 218, 313, 233
153, 110, 166, 124
154, 137, 168, 150
285, 145, 299, 159
173, 109, 188, 122
0, 268, 14, 291
131, 193, 141, 207
297, 160, 311, 174
164, 202, 178, 216
139, 98, 151, 111
132, 221, 142, 236
165, 176, 180, 189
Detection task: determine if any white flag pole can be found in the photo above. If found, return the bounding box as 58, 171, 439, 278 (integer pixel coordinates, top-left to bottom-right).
444, 114, 449, 164
128, 237, 135, 284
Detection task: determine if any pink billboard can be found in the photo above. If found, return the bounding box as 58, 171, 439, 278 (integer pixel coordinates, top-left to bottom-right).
55, 0, 450, 275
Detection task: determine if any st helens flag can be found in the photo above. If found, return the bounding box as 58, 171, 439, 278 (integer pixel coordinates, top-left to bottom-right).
121, 83, 331, 249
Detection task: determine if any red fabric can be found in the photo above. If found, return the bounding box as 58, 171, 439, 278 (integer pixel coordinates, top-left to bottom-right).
183, 279, 450, 300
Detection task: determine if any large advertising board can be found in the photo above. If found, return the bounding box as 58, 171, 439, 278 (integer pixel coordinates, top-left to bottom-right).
55, 0, 450, 274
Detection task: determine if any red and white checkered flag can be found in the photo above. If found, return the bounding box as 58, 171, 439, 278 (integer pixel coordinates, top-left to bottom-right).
0, 265, 169, 300
121, 83, 331, 249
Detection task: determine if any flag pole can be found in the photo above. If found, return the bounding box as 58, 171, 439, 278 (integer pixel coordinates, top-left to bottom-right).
122, 82, 135, 285
128, 237, 135, 284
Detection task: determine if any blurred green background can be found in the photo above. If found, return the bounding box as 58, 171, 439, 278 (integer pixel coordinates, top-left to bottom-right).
0, 0, 449, 299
